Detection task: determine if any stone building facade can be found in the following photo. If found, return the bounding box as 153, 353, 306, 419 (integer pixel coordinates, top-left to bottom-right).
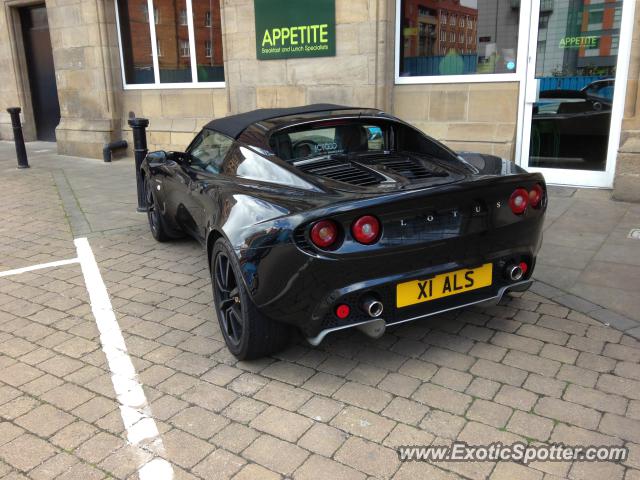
0, 0, 638, 200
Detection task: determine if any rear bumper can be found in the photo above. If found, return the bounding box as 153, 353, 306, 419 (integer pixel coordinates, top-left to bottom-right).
306, 279, 532, 345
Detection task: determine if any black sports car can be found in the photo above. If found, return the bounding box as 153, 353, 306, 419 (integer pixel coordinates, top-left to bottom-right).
141, 104, 546, 359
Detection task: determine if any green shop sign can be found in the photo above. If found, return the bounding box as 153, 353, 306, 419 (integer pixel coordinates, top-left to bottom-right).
254, 0, 336, 60
559, 36, 599, 49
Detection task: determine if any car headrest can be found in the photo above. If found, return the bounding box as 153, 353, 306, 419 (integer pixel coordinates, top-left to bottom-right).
336, 125, 368, 153
272, 134, 293, 160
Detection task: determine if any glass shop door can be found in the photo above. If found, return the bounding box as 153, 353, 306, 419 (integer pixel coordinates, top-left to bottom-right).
519, 0, 635, 187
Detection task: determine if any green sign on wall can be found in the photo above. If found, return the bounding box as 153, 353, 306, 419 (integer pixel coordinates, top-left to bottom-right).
254, 0, 336, 60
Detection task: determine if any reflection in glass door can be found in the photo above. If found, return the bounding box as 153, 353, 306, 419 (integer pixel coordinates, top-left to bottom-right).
521, 0, 633, 187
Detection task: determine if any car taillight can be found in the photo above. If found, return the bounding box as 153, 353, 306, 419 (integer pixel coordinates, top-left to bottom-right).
509, 188, 529, 215
351, 215, 381, 244
529, 184, 544, 208
310, 220, 339, 248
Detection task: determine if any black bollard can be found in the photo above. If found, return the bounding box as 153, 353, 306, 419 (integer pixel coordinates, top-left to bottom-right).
128, 117, 149, 212
6, 107, 29, 169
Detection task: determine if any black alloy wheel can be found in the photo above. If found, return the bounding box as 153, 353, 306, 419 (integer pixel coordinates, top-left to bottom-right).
213, 251, 244, 347
144, 176, 169, 242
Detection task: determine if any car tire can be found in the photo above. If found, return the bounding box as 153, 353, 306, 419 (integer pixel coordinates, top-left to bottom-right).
211, 238, 289, 360
144, 175, 170, 242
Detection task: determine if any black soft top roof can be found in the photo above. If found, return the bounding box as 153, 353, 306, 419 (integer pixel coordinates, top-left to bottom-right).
204, 104, 360, 139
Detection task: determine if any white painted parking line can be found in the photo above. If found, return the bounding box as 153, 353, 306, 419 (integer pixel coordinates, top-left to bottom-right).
74, 237, 174, 480
0, 258, 79, 278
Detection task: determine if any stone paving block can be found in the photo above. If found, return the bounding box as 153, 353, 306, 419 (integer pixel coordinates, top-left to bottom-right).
470, 358, 528, 386
587, 325, 623, 343
566, 335, 605, 354
0, 362, 43, 387
333, 381, 392, 413
193, 448, 246, 479
564, 383, 628, 414
0, 423, 23, 447
181, 382, 237, 412
412, 383, 472, 415
15, 404, 74, 437
0, 433, 58, 471
334, 436, 399, 478
170, 406, 229, 439
596, 374, 640, 400
538, 315, 587, 336
569, 460, 625, 480
381, 396, 429, 425
394, 461, 464, 480
299, 396, 343, 423
523, 373, 566, 398
421, 346, 475, 370
615, 361, 640, 381
397, 358, 439, 381
302, 372, 346, 396
227, 373, 270, 396
254, 380, 314, 412
377, 372, 420, 397
539, 343, 579, 364
0, 396, 40, 420
506, 410, 554, 441
161, 428, 215, 469
233, 463, 281, 480
503, 350, 561, 377
487, 317, 523, 333
534, 397, 601, 430
345, 363, 387, 386
30, 451, 79, 480
517, 324, 569, 346
556, 363, 599, 388
420, 409, 466, 439
468, 342, 507, 362
355, 346, 408, 371
99, 445, 149, 479
40, 383, 95, 411
494, 385, 538, 411
243, 434, 309, 476
604, 343, 640, 362
466, 399, 512, 428
490, 461, 543, 480
431, 366, 473, 392
250, 406, 314, 442
295, 454, 366, 480
213, 422, 260, 454
383, 422, 435, 449
261, 361, 315, 386
458, 420, 523, 445
465, 377, 501, 400
599, 413, 640, 443
330, 406, 396, 442
298, 423, 348, 457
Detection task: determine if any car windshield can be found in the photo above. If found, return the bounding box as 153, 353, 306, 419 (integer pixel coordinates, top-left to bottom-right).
269, 121, 388, 161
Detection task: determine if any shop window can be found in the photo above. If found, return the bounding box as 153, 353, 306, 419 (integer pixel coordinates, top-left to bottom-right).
397, 0, 521, 80
115, 0, 224, 88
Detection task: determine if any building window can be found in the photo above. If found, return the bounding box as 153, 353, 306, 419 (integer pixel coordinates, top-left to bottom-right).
115, 0, 225, 88
179, 39, 190, 57
398, 0, 521, 80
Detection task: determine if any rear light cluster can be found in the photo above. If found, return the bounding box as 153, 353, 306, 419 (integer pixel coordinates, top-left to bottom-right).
509, 184, 544, 215
309, 215, 382, 249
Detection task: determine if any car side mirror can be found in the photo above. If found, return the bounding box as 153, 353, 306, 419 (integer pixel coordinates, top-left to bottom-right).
146, 150, 168, 164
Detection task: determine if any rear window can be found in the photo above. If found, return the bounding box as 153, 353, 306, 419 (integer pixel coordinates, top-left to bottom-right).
269, 121, 389, 161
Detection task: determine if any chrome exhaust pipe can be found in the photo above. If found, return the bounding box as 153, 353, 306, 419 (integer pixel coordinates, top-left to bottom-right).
361, 295, 384, 318
506, 263, 524, 281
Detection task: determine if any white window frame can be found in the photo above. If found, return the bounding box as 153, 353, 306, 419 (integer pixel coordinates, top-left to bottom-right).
395, 0, 531, 84
114, 0, 225, 90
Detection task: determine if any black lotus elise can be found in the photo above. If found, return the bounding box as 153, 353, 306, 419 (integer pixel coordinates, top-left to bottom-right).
141, 104, 546, 359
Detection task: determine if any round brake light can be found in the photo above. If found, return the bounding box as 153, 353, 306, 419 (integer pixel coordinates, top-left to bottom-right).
351, 215, 381, 244
509, 188, 529, 215
529, 184, 544, 208
310, 220, 338, 248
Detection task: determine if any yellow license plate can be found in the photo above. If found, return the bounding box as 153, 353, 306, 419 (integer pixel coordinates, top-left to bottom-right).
396, 263, 493, 308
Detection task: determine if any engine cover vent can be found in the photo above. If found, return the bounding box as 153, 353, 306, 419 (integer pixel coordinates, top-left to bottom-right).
295, 158, 383, 187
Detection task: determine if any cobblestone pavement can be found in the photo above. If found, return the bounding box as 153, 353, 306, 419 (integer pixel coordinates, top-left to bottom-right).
0, 142, 639, 480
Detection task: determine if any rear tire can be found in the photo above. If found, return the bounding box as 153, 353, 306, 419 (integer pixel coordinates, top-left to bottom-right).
211, 238, 289, 359
144, 176, 170, 242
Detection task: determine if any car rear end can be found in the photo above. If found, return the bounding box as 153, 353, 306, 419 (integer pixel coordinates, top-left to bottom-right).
251, 173, 546, 342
